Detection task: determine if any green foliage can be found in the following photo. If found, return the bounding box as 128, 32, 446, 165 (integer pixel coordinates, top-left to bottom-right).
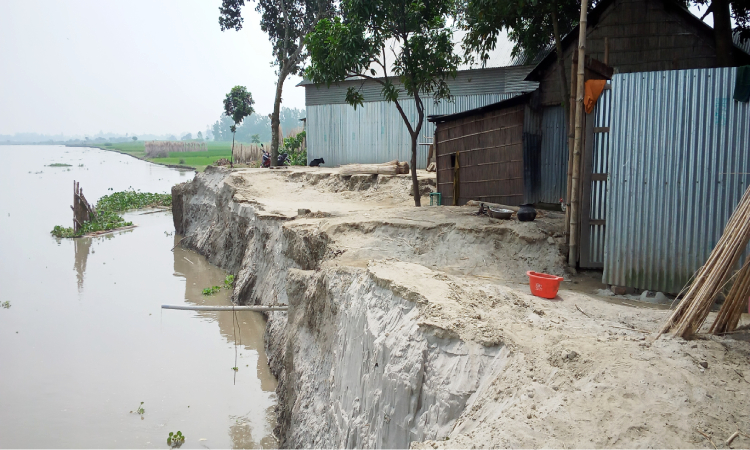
1, 301, 10, 309
132, 136, 138, 141
47, 163, 72, 167
167, 431, 185, 448
251, 134, 261, 144
232, 366, 239, 371
50, 190, 171, 238
203, 275, 234, 295
202, 286, 222, 296
459, 0, 585, 65
283, 131, 307, 166
223, 86, 255, 132
134, 401, 145, 415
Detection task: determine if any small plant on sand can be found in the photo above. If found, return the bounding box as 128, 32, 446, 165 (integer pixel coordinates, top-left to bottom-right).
167, 431, 185, 448
202, 286, 222, 296
1, 301, 10, 309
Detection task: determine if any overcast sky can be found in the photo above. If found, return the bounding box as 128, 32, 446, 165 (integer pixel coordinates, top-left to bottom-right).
0, 0, 310, 137
0, 1, 518, 138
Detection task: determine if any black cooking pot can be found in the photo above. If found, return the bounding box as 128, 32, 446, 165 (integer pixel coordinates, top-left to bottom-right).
517, 204, 537, 222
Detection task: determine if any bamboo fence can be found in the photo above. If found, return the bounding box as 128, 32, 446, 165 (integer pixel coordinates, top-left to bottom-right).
71, 180, 95, 233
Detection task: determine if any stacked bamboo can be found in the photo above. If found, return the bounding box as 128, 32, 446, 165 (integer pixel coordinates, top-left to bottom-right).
145, 141, 207, 158
234, 144, 264, 165
339, 160, 410, 176
659, 185, 750, 338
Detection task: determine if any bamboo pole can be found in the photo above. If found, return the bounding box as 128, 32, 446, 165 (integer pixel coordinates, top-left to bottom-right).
568, 0, 589, 267
565, 54, 578, 241
161, 305, 289, 312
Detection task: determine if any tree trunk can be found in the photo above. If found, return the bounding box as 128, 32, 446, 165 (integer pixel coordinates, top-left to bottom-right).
712, 0, 734, 67
231, 131, 236, 168
569, 0, 589, 267
411, 94, 424, 207
271, 69, 288, 166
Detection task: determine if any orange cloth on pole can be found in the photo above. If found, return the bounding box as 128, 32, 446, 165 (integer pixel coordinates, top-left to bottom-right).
584, 80, 607, 114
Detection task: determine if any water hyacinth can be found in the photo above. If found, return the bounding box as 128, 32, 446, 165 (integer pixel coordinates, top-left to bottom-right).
51, 190, 171, 238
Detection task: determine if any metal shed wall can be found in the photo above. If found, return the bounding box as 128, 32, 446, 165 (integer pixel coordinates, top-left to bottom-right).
523, 106, 568, 204
604, 67, 750, 294
306, 93, 523, 168
435, 103, 526, 206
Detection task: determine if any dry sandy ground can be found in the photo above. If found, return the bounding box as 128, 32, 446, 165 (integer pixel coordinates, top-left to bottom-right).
229, 167, 750, 449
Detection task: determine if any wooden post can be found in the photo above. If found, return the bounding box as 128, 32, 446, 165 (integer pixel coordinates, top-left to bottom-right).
604, 37, 609, 65
568, 0, 589, 267
565, 54, 578, 240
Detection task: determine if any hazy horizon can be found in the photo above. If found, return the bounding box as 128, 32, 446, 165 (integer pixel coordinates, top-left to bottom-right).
0, 0, 309, 138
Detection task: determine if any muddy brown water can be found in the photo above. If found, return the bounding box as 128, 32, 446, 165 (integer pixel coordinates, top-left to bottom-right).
0, 146, 277, 448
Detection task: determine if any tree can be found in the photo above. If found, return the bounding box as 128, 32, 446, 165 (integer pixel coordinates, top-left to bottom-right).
691, 0, 750, 66
461, 0, 586, 121
306, 0, 460, 206
251, 134, 261, 144
132, 136, 138, 141
197, 131, 204, 140
181, 133, 192, 140
223, 85, 255, 166
219, 0, 332, 166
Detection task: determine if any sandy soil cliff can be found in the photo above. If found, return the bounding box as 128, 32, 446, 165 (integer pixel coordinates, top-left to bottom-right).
173, 166, 750, 449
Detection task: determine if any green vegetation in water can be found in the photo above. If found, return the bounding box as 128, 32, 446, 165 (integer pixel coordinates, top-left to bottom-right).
50, 190, 172, 238
167, 431, 185, 448
130, 401, 145, 415
202, 275, 235, 296
47, 163, 72, 167
232, 366, 239, 372
1, 301, 10, 309
202, 286, 222, 296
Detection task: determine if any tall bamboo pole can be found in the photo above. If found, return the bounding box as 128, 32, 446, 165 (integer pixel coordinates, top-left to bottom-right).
568, 0, 589, 267
565, 54, 577, 241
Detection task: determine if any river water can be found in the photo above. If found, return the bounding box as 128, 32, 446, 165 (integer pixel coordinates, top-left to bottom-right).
0, 146, 277, 448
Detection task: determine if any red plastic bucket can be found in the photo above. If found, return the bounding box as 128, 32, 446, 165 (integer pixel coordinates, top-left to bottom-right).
527, 271, 564, 299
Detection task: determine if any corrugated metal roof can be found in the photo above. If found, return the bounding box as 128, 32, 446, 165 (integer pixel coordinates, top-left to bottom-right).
604, 67, 750, 294
303, 66, 538, 106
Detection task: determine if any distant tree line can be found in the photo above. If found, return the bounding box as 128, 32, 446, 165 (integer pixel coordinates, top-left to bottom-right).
209, 106, 305, 142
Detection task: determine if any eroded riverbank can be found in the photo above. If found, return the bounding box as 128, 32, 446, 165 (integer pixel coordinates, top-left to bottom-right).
173, 166, 750, 449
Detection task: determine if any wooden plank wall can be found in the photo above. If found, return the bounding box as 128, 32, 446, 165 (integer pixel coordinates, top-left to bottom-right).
435, 104, 526, 206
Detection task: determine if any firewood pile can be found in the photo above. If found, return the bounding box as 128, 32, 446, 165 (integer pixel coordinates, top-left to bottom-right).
659, 185, 750, 338
339, 160, 410, 176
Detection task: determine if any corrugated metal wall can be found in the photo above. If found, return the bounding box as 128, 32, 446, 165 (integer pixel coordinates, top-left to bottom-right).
523, 106, 567, 204
307, 93, 522, 168
604, 67, 750, 294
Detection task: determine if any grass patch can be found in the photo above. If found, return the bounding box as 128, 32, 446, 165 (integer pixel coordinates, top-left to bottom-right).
78, 141, 247, 171
50, 190, 172, 238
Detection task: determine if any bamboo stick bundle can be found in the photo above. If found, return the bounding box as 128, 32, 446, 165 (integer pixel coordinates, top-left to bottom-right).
340, 160, 400, 176
709, 258, 750, 334
659, 185, 750, 338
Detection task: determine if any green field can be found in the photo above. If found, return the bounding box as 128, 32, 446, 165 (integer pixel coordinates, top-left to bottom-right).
81, 141, 247, 171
